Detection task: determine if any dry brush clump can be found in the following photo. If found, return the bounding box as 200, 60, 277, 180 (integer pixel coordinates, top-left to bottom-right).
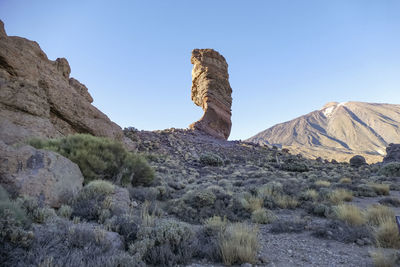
365, 205, 395, 226
368, 183, 390, 196
256, 183, 299, 209
370, 249, 399, 267
328, 189, 353, 205
199, 216, 260, 265
251, 208, 277, 224
129, 218, 197, 266
315, 180, 331, 187
339, 177, 352, 184
219, 222, 259, 265
334, 204, 365, 226
373, 218, 400, 249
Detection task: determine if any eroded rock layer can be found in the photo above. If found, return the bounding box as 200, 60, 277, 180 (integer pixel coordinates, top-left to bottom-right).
189, 49, 232, 140
0, 20, 122, 145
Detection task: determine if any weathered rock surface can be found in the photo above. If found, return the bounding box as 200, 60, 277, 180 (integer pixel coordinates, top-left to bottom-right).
350, 155, 367, 167
383, 143, 400, 163
0, 20, 122, 145
0, 141, 83, 207
189, 49, 232, 140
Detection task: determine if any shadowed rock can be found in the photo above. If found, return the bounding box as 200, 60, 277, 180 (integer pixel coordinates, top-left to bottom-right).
0, 141, 83, 207
383, 143, 400, 163
189, 49, 232, 140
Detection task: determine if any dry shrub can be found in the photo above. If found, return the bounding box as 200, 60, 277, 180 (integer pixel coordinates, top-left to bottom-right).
328, 189, 353, 204
241, 196, 263, 212
204, 216, 228, 233
370, 250, 398, 267
373, 218, 400, 249
369, 183, 390, 196
251, 208, 276, 224
334, 204, 365, 226
257, 182, 283, 199
365, 205, 395, 226
141, 201, 156, 227
302, 189, 319, 201
339, 177, 352, 184
275, 194, 299, 209
220, 222, 259, 265
315, 180, 331, 187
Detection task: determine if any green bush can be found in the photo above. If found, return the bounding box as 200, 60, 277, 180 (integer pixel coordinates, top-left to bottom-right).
200, 152, 224, 166
29, 134, 154, 186
281, 162, 309, 172
378, 162, 400, 177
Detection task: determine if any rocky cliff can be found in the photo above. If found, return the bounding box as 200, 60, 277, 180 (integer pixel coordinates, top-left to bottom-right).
189, 49, 232, 140
0, 20, 122, 145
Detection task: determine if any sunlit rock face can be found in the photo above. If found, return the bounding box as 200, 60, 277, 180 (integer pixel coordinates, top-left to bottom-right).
189, 49, 232, 140
0, 20, 123, 145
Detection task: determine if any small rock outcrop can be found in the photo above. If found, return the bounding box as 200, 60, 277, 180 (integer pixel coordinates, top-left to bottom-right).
383, 143, 400, 163
189, 49, 232, 140
0, 20, 122, 145
0, 141, 83, 207
349, 155, 367, 167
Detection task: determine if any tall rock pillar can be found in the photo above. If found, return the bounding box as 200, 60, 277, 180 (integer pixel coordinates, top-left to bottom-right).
189, 49, 232, 140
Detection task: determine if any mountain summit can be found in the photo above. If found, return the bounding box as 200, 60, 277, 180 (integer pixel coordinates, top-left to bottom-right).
247, 101, 400, 163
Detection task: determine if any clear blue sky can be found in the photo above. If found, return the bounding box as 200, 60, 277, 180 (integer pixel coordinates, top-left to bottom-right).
1, 1, 399, 140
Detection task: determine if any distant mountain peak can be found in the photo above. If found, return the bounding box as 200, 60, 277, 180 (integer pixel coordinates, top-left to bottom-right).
320, 102, 349, 117
247, 101, 400, 163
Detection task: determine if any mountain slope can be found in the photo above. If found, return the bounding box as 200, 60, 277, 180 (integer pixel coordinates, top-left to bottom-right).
247, 102, 400, 163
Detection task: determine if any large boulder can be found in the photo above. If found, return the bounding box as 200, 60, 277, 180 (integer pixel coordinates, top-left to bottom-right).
0, 20, 122, 145
383, 143, 400, 163
349, 155, 367, 167
0, 141, 83, 207
189, 49, 232, 140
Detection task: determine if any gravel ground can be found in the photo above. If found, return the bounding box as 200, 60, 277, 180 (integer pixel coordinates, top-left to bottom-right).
258, 228, 373, 267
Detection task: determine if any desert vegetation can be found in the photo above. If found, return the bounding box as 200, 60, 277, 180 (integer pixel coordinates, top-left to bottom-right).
1, 130, 400, 266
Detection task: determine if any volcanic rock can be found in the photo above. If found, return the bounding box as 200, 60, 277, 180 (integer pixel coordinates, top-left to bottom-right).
0, 20, 122, 145
248, 101, 400, 163
0, 141, 83, 208
189, 49, 232, 140
349, 155, 367, 167
383, 143, 400, 163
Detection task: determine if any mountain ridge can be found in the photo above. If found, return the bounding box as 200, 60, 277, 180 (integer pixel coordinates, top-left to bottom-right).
247, 101, 400, 163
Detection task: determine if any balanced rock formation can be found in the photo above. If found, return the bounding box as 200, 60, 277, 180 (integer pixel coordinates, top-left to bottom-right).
0, 141, 83, 207
383, 143, 400, 163
189, 49, 232, 140
0, 20, 122, 145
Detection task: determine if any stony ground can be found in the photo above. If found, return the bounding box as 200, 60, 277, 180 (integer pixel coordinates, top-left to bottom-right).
3, 127, 400, 266
125, 127, 400, 266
